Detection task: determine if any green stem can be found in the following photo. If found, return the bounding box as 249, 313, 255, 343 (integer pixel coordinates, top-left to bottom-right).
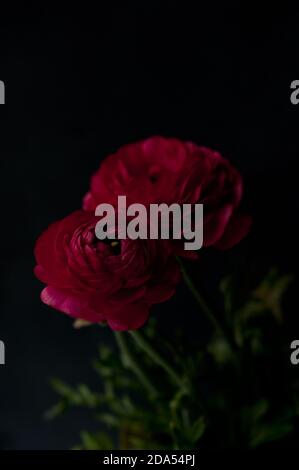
129, 330, 182, 388
176, 256, 238, 355
114, 331, 158, 398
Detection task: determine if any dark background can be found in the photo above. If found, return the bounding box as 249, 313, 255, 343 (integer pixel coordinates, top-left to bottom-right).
0, 4, 299, 449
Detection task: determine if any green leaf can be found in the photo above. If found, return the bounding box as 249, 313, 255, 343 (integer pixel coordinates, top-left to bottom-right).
96, 412, 119, 428
208, 335, 233, 365
250, 421, 293, 448
77, 384, 100, 407
236, 269, 294, 325
253, 269, 294, 322
250, 399, 269, 423
50, 379, 82, 405
191, 416, 206, 442
44, 401, 66, 420
79, 430, 114, 450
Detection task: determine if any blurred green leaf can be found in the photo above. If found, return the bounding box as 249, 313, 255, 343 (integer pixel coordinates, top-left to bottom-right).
77, 430, 114, 450
250, 421, 293, 448
44, 401, 67, 420
191, 416, 206, 442
208, 335, 234, 365
253, 269, 294, 322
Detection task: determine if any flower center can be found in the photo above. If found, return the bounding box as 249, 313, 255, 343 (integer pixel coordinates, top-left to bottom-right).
99, 238, 121, 255
110, 240, 121, 255
149, 173, 158, 183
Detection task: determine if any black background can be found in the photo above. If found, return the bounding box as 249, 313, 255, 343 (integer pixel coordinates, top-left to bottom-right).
0, 4, 299, 449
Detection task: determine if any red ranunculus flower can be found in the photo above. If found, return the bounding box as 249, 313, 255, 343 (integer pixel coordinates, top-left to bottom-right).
34, 210, 180, 330
83, 136, 251, 251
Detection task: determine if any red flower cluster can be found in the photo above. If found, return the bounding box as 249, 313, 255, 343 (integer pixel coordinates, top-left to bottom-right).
34, 137, 251, 330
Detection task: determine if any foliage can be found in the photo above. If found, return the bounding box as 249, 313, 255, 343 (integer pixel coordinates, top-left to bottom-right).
46, 268, 297, 450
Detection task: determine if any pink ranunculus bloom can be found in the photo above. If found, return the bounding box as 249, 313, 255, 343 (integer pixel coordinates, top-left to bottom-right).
83, 136, 251, 253
34, 210, 180, 330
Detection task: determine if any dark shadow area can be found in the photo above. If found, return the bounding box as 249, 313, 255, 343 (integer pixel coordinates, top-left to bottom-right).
0, 4, 298, 449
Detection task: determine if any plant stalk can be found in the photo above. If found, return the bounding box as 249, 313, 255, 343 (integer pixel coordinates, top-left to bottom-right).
114, 331, 158, 398
176, 256, 239, 357
129, 330, 182, 388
